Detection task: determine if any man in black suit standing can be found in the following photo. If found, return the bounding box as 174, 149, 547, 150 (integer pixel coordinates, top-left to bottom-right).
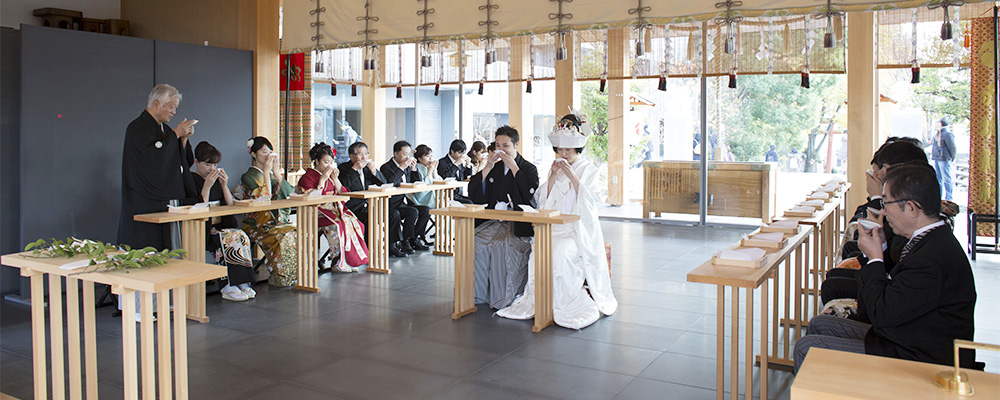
380, 140, 429, 253
794, 162, 977, 373
437, 139, 473, 203
337, 141, 409, 258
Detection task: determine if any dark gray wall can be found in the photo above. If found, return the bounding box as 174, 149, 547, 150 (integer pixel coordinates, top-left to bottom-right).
20, 25, 153, 246
153, 41, 252, 177
1, 28, 22, 295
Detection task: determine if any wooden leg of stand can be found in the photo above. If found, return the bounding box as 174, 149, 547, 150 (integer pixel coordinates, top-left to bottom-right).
730, 286, 739, 400
745, 285, 754, 400
717, 285, 725, 400
760, 276, 769, 400
82, 282, 98, 400
49, 274, 66, 399
27, 271, 47, 400
452, 217, 476, 319
180, 220, 208, 323
433, 189, 456, 256
295, 205, 320, 292
532, 224, 554, 333
121, 290, 138, 400
140, 292, 155, 400
367, 197, 391, 274
66, 277, 82, 400
173, 287, 189, 400
157, 290, 173, 400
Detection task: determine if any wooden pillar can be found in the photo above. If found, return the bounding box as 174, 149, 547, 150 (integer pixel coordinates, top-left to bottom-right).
607, 28, 627, 206
846, 12, 879, 211
555, 33, 576, 124
237, 0, 280, 145
509, 36, 533, 160
363, 51, 388, 162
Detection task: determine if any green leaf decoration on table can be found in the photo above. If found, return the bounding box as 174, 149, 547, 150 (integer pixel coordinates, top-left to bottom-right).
24, 238, 188, 273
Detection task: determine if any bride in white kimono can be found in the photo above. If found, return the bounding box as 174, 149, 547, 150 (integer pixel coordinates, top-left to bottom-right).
497, 113, 618, 329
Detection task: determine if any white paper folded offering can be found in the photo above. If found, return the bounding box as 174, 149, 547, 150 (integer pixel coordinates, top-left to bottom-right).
752, 232, 785, 242
382, 183, 395, 189
808, 192, 830, 199
253, 195, 271, 203
60, 259, 106, 270
768, 219, 798, 228
717, 248, 766, 261
822, 184, 840, 191
801, 199, 825, 206
445, 177, 456, 181
518, 204, 540, 213
448, 200, 466, 208
790, 206, 816, 213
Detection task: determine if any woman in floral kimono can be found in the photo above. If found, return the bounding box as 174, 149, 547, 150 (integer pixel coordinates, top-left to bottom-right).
190, 142, 256, 301
240, 137, 298, 287
296, 142, 369, 273
497, 113, 618, 329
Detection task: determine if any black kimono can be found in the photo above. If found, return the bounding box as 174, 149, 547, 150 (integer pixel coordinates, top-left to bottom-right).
117, 110, 194, 250
468, 153, 540, 309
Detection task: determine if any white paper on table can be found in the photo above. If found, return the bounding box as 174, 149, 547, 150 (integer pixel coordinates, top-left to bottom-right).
60, 259, 107, 270
822, 184, 840, 191
445, 177, 456, 182
808, 192, 829, 199
752, 232, 785, 242
769, 219, 798, 228
790, 206, 815, 213
801, 199, 824, 206
192, 202, 210, 209
253, 194, 271, 203
717, 248, 766, 261
208, 201, 221, 207
518, 204, 540, 213
381, 183, 395, 189
826, 178, 844, 185
448, 200, 466, 208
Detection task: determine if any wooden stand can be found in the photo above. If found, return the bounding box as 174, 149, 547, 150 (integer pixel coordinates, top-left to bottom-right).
0, 252, 226, 400
688, 225, 813, 400
430, 207, 579, 333
643, 161, 776, 222
345, 181, 468, 273
793, 349, 999, 399
135, 196, 347, 321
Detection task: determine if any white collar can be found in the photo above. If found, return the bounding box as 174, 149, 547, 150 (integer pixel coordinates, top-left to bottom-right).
908, 220, 946, 242
393, 158, 405, 170
449, 154, 461, 165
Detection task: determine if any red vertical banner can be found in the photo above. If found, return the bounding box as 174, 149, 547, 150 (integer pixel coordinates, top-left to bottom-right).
279, 52, 312, 178
280, 53, 306, 91
970, 17, 997, 235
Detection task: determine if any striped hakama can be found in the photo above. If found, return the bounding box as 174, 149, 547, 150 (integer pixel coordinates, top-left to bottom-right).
474, 220, 533, 309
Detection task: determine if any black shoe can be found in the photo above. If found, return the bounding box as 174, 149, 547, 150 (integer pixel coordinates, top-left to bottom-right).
410, 238, 430, 251
418, 236, 434, 246
399, 241, 415, 254
389, 244, 407, 258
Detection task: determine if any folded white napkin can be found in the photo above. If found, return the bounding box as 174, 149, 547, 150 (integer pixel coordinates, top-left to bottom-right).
752, 232, 784, 242
518, 204, 540, 213
801, 199, 824, 206
808, 192, 829, 199
717, 248, 766, 261
60, 259, 104, 270
790, 206, 815, 213
858, 219, 880, 230
445, 177, 456, 181
381, 183, 395, 189
768, 219, 798, 228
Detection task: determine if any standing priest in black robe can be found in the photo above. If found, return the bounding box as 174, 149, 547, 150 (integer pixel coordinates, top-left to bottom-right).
117, 84, 197, 250
469, 126, 540, 309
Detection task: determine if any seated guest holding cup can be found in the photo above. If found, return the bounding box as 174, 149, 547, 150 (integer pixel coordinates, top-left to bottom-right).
407, 145, 441, 246
437, 139, 473, 203
380, 141, 431, 253
337, 142, 411, 258
190, 142, 256, 301
297, 142, 369, 273
240, 137, 298, 287
469, 126, 540, 309
467, 140, 488, 176
793, 162, 977, 374
497, 113, 617, 329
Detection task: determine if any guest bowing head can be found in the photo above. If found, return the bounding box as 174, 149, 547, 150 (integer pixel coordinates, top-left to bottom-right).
309, 142, 336, 173
194, 141, 222, 174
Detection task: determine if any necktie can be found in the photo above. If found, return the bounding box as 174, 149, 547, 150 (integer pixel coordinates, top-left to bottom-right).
900, 226, 938, 261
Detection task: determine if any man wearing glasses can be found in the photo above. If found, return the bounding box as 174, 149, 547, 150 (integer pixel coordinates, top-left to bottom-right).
794, 162, 977, 373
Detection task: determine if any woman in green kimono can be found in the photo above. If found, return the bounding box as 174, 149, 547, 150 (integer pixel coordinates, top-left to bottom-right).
240, 137, 298, 287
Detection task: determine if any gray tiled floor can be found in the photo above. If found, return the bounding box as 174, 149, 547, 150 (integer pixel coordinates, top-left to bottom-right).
2, 219, 998, 399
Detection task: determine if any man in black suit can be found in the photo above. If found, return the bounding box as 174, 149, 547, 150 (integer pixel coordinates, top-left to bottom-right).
380, 140, 428, 253
437, 139, 472, 203
469, 126, 540, 309
794, 162, 977, 373
337, 141, 409, 258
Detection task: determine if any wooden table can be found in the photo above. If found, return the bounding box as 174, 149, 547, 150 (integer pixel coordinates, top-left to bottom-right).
134, 195, 347, 322
429, 207, 579, 333
793, 348, 1000, 399
687, 225, 813, 400
343, 181, 468, 274
0, 252, 226, 400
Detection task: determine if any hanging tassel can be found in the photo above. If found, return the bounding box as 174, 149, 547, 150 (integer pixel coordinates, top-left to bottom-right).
478, 81, 484, 95
911, 64, 921, 84
331, 84, 337, 96
351, 84, 358, 97
396, 85, 403, 99
687, 31, 697, 61
434, 83, 440, 96
728, 73, 737, 89
658, 76, 667, 91
800, 71, 810, 88
600, 77, 607, 93
525, 79, 532, 93
782, 23, 791, 54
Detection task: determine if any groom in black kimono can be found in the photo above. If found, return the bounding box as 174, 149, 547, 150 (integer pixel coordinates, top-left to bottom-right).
469, 126, 540, 309
117, 84, 197, 250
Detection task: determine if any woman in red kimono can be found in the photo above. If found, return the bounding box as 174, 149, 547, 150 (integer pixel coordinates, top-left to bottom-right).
297, 142, 369, 272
